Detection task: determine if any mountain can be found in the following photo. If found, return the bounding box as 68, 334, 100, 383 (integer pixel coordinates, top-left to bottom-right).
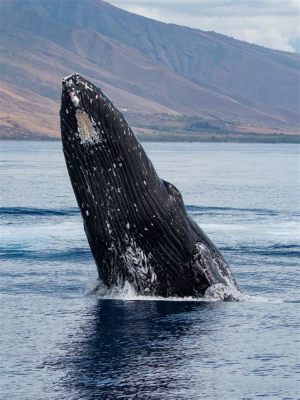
0, 0, 299, 141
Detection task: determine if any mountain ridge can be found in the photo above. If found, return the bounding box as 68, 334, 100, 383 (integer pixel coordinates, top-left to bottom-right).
0, 0, 299, 140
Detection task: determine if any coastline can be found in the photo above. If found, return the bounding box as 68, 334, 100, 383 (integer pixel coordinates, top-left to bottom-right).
1, 134, 300, 143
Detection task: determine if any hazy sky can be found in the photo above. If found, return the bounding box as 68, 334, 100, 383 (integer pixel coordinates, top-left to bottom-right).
108, 0, 300, 53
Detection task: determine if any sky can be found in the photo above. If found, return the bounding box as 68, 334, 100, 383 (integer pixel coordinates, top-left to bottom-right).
108, 0, 300, 53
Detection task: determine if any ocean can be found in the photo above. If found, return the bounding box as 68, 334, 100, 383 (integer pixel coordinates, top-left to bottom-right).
1, 140, 299, 399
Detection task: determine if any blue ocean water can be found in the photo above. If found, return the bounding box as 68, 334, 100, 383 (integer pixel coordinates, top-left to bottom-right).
1, 140, 299, 399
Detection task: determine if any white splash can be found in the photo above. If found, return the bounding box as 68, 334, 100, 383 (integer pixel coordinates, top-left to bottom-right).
87, 280, 283, 303
204, 283, 243, 301
89, 281, 216, 302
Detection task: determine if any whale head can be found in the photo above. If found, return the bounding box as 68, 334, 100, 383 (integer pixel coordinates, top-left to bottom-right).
60, 74, 162, 210
60, 73, 127, 146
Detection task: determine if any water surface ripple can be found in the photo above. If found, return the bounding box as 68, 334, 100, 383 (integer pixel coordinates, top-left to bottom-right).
1, 141, 299, 399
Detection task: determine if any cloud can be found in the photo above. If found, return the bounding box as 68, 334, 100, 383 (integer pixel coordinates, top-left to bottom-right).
108, 0, 300, 52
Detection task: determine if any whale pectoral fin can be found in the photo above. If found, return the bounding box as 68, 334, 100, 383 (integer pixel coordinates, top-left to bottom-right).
192, 241, 239, 298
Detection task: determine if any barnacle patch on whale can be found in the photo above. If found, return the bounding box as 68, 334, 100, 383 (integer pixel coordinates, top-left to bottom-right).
76, 110, 101, 144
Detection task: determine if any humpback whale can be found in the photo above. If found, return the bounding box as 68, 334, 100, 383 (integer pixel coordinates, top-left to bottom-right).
60, 74, 239, 300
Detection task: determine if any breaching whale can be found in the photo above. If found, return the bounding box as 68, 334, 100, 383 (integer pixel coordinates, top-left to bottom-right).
60, 74, 239, 300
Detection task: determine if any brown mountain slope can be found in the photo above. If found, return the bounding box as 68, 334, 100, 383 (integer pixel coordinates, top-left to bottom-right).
0, 0, 299, 140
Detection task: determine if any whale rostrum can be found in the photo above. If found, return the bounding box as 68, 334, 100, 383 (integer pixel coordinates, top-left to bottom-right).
60, 74, 240, 300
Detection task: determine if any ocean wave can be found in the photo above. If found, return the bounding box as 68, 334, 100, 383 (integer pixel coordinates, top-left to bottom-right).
0, 247, 91, 261
186, 205, 286, 217
1, 242, 298, 262
1, 205, 295, 219
220, 243, 300, 257
0, 207, 79, 217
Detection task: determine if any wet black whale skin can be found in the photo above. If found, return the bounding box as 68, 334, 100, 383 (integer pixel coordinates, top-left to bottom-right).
60, 74, 238, 298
